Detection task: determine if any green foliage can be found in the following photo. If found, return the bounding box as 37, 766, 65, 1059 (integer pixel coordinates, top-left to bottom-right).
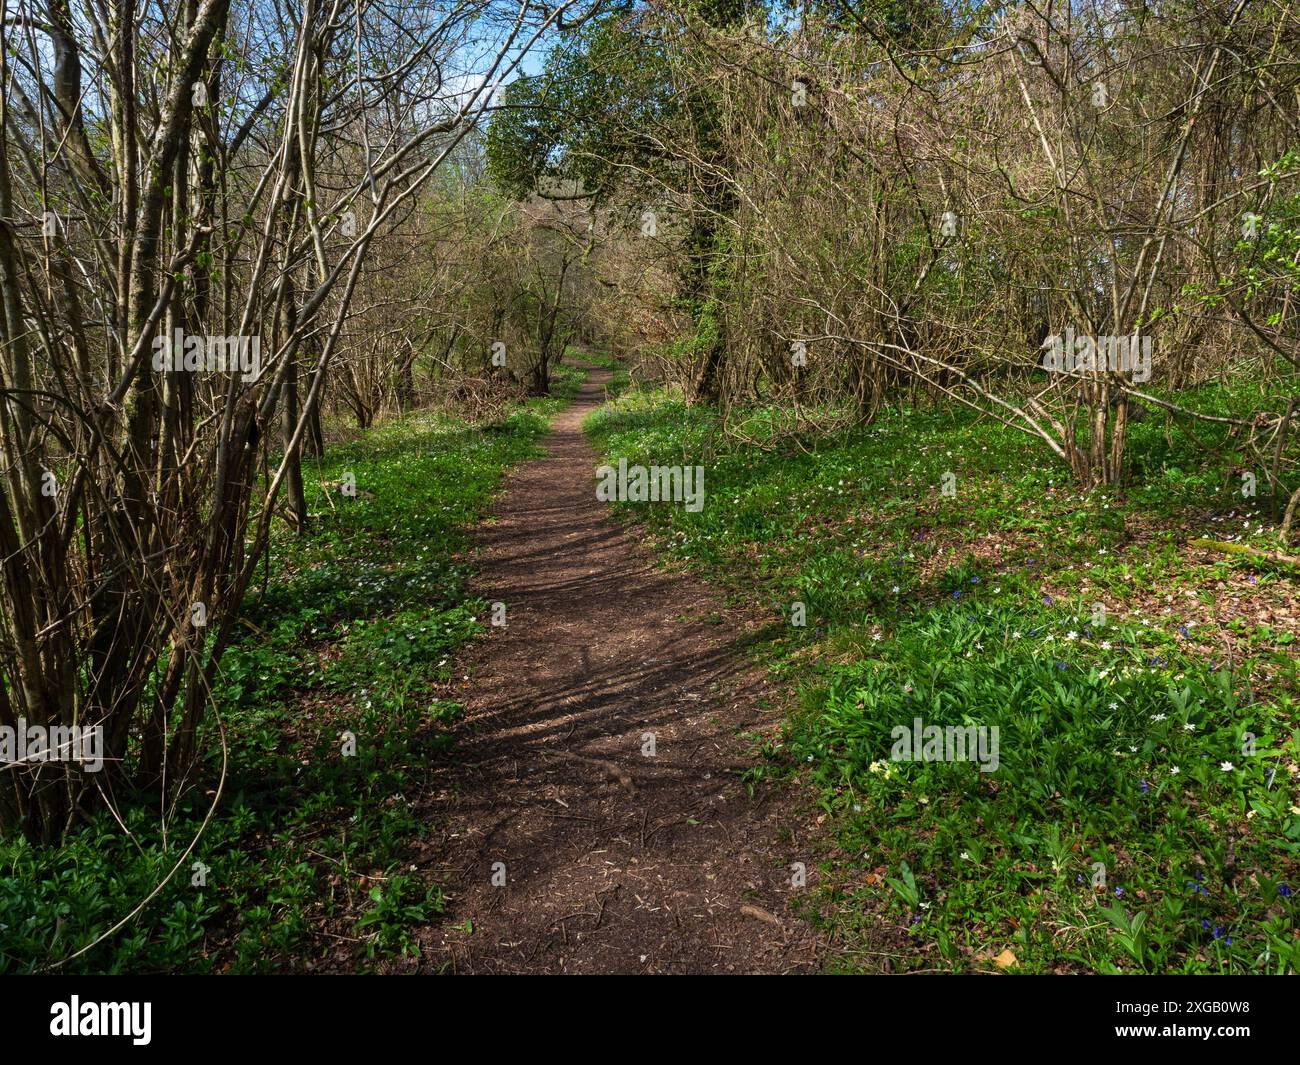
808, 0, 952, 50
355, 875, 445, 959
486, 17, 676, 203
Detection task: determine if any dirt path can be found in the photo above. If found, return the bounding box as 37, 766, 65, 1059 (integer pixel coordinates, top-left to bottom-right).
417, 368, 822, 974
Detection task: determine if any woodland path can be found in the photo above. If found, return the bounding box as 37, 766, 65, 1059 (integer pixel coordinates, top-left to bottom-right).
417, 367, 822, 974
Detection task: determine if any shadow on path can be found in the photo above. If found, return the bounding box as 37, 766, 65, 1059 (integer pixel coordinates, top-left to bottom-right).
417, 368, 822, 974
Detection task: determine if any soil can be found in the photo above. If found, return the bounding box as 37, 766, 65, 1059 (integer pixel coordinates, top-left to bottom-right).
417, 368, 824, 974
